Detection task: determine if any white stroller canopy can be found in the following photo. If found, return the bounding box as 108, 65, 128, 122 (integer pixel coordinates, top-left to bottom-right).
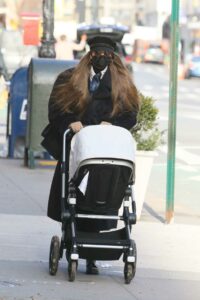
69, 125, 136, 179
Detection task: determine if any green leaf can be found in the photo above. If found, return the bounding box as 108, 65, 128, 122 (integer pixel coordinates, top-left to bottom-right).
131, 93, 164, 151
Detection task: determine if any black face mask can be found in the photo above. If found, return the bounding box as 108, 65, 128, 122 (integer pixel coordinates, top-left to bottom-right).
91, 56, 112, 71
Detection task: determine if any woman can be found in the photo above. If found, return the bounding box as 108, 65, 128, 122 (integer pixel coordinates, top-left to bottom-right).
42, 36, 140, 274
55, 33, 87, 60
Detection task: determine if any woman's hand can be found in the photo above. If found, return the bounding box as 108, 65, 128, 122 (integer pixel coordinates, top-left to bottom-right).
69, 121, 83, 133
101, 121, 111, 125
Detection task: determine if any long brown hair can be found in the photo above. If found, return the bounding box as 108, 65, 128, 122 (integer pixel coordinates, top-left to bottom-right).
53, 52, 140, 116
110, 55, 139, 116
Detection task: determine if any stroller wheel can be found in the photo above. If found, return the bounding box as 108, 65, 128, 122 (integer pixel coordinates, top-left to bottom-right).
49, 236, 60, 276
124, 263, 135, 284
124, 241, 137, 284
68, 260, 77, 282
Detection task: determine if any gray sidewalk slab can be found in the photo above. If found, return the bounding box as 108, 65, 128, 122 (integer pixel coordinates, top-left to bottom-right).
0, 214, 200, 300
0, 214, 200, 273
0, 158, 53, 216
0, 158, 200, 299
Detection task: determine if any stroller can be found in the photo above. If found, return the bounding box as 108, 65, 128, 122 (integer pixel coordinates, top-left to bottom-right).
49, 125, 137, 284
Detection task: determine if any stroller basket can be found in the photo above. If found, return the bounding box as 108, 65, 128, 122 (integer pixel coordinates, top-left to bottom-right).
76, 227, 130, 261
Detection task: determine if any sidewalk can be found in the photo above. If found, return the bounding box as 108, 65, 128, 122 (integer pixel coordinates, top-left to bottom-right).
0, 158, 200, 300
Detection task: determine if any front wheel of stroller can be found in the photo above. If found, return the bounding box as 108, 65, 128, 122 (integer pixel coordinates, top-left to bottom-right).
49, 236, 60, 276
124, 263, 135, 284
124, 243, 137, 284
68, 260, 77, 282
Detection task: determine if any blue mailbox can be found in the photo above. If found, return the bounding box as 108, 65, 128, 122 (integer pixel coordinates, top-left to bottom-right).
8, 67, 28, 158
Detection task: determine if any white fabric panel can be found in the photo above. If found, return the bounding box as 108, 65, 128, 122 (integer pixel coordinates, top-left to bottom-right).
69, 125, 136, 178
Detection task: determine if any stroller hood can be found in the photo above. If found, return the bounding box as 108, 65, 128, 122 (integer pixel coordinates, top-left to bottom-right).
69, 125, 136, 179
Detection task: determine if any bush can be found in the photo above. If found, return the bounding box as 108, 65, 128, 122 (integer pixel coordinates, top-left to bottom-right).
131, 93, 164, 151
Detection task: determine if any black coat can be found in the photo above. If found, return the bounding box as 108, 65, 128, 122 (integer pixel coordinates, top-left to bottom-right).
43, 67, 138, 227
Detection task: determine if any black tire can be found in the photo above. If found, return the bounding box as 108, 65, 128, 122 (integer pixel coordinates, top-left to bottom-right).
49, 236, 60, 276
68, 260, 77, 282
124, 241, 137, 284
124, 263, 134, 284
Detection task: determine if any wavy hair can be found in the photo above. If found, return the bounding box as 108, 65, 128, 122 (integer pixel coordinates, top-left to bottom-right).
53, 52, 140, 116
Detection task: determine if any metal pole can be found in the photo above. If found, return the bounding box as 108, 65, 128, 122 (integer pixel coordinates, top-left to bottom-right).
76, 0, 86, 23
166, 0, 180, 224
39, 0, 56, 58
91, 0, 99, 23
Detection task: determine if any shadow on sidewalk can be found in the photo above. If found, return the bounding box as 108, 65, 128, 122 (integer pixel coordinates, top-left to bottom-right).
143, 202, 165, 223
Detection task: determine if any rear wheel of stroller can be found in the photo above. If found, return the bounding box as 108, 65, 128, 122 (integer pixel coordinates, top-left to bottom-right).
68, 260, 77, 282
49, 236, 60, 276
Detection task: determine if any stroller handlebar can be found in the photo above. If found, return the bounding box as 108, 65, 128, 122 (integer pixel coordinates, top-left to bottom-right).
62, 128, 74, 163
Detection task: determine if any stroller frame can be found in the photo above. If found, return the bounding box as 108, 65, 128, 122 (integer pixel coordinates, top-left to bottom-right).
49, 129, 137, 284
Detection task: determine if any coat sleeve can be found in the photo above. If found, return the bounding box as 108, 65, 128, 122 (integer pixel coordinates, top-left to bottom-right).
48, 69, 79, 136
106, 110, 138, 130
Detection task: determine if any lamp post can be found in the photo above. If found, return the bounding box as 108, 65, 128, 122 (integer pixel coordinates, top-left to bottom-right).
39, 0, 56, 58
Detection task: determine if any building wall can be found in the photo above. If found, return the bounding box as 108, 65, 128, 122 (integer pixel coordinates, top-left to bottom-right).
0, 0, 42, 29
101, 0, 135, 27
180, 0, 200, 17
134, 0, 172, 41
136, 0, 171, 27
84, 0, 136, 28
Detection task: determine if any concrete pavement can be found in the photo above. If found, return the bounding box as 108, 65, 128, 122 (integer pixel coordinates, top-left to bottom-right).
0, 158, 200, 300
